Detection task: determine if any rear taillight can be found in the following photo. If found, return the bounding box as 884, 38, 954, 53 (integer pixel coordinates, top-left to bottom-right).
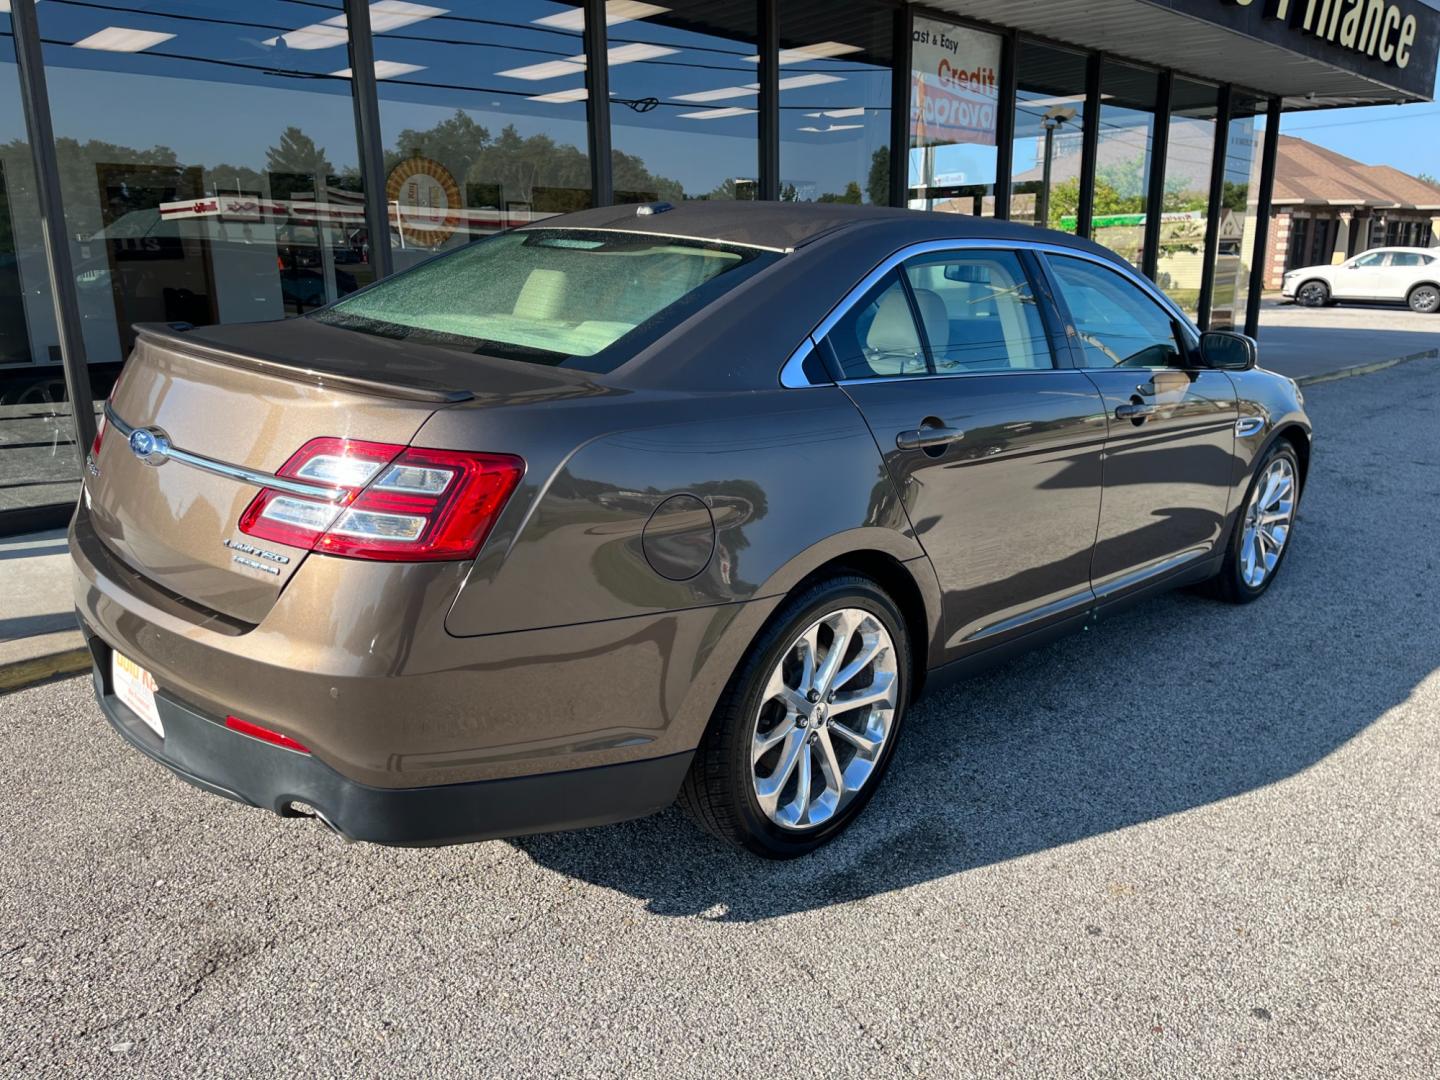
239, 437, 524, 562
225, 715, 311, 754
90, 412, 107, 458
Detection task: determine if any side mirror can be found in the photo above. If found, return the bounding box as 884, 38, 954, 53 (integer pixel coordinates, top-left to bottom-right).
1200, 330, 1257, 371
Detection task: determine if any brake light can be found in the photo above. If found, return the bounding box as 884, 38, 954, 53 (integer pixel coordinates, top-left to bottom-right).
238, 437, 524, 562
90, 412, 107, 458
225, 714, 311, 754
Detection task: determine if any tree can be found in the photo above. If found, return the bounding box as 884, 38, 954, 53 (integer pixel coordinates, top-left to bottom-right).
867, 146, 890, 206
265, 127, 334, 196
817, 181, 863, 204
1419, 172, 1440, 189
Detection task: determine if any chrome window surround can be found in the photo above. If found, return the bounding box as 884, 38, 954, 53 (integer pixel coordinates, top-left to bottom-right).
102, 403, 348, 502
778, 238, 1201, 388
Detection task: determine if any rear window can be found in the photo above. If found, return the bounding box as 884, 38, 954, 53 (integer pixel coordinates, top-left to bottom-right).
312, 228, 776, 370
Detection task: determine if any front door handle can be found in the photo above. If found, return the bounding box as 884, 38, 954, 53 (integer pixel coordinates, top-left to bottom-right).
896, 425, 965, 451
1114, 402, 1158, 420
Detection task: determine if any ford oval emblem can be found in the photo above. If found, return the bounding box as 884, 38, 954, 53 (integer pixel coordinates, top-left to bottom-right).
128, 426, 171, 466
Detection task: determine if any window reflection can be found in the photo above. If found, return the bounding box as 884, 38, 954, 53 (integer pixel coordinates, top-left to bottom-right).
369, 1, 594, 271
35, 0, 371, 364
1091, 60, 1159, 269
1158, 79, 1218, 319
1212, 94, 1266, 331
607, 2, 759, 202
1010, 41, 1086, 232
907, 16, 1001, 216
2, 13, 78, 516
778, 1, 892, 205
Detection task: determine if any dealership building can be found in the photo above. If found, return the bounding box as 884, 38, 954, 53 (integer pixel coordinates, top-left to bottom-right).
1, 0, 1437, 530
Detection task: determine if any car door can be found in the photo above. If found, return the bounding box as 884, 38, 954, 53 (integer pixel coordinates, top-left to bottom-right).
1335, 250, 1388, 299
1041, 252, 1238, 601
818, 246, 1108, 660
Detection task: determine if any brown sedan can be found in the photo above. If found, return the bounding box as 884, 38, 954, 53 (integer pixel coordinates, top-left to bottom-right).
72, 202, 1310, 858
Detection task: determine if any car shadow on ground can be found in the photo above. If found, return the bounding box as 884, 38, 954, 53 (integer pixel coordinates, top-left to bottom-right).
511, 503, 1437, 921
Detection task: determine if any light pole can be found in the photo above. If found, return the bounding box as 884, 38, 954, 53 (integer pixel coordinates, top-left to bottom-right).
1038, 105, 1076, 229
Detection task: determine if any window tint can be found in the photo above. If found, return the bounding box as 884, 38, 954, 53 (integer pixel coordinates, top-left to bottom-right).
1388, 252, 1426, 267
1353, 251, 1386, 267
822, 271, 927, 380
903, 251, 1052, 371
1048, 255, 1186, 369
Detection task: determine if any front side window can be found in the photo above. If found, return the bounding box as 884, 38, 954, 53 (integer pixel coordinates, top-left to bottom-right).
314, 228, 773, 369
1352, 251, 1387, 268
1048, 255, 1186, 369
903, 251, 1052, 372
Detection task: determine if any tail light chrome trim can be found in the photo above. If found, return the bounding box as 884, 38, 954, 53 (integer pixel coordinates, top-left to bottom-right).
102, 403, 347, 502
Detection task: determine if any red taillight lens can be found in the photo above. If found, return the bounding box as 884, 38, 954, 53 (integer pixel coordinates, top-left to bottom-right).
225, 714, 311, 754
238, 437, 524, 562
90, 412, 108, 458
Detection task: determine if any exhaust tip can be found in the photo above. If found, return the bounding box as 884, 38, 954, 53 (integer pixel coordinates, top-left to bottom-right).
284, 800, 353, 844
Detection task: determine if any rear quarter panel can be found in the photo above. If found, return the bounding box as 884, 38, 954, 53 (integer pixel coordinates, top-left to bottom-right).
415, 386, 928, 638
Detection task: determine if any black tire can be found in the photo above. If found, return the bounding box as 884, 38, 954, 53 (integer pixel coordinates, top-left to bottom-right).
1407, 283, 1440, 314
1199, 440, 1302, 604
679, 574, 912, 858
1295, 280, 1330, 307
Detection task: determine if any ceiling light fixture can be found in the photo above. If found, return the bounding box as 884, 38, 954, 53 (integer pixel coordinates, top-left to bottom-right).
678, 106, 755, 120
330, 60, 426, 79
263, 1, 445, 51
743, 41, 862, 65
534, 1, 668, 31
72, 27, 176, 53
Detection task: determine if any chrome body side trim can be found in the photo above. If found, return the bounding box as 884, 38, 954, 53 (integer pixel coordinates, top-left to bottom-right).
104, 403, 348, 502
1235, 415, 1266, 438
779, 237, 1201, 388
1092, 547, 1210, 602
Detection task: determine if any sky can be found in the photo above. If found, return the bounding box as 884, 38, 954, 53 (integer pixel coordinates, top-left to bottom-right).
1276, 60, 1440, 179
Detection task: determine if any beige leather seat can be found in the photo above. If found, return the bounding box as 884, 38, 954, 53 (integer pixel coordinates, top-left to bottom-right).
863, 289, 924, 376
512, 268, 569, 321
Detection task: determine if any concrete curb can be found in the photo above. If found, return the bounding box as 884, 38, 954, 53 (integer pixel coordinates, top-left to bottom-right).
1294, 346, 1440, 387
0, 646, 91, 694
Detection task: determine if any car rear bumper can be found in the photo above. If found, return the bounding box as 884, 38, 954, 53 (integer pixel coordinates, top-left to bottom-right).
85, 633, 693, 846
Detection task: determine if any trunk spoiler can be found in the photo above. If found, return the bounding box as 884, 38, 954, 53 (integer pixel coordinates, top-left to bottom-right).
132, 323, 475, 405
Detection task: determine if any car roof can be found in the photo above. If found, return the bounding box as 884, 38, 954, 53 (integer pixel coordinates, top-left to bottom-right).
523, 200, 1122, 260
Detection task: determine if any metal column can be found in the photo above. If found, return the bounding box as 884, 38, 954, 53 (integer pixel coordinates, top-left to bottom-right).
1140, 71, 1172, 282
758, 0, 779, 200
1196, 84, 1232, 330
1244, 98, 1283, 340
8, 0, 96, 465
993, 31, 1018, 220
344, 0, 393, 281
888, 3, 913, 207
584, 0, 614, 206
1075, 53, 1102, 239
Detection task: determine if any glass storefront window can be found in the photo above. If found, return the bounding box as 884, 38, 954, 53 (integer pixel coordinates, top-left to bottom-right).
607, 2, 759, 202
1090, 60, 1159, 269
1009, 41, 1086, 231
2, 10, 77, 519
777, 1, 893, 205
1212, 93, 1266, 331
907, 16, 1001, 216
1157, 79, 1218, 319
370, 2, 594, 271
36, 0, 371, 369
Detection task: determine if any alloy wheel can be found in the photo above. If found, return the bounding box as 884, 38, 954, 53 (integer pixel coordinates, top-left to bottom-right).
1297, 282, 1327, 306
750, 607, 898, 830
1240, 457, 1296, 588
1410, 286, 1439, 313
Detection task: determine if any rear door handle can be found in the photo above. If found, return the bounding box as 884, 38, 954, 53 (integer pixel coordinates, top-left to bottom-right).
896, 426, 965, 451
1114, 402, 1158, 420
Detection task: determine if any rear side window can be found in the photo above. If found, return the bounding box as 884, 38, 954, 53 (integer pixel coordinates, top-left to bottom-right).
313, 229, 775, 370
1048, 255, 1187, 369
1388, 252, 1427, 267
822, 271, 928, 380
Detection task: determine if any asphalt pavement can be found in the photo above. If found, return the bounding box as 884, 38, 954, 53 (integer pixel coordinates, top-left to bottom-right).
3, 361, 1439, 1078
1256, 299, 1439, 381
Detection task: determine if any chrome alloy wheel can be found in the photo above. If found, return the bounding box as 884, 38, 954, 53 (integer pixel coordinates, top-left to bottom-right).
1240, 456, 1296, 588
751, 608, 898, 830
1410, 285, 1439, 313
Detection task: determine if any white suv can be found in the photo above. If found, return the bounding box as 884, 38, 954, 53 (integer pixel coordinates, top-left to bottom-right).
1282, 247, 1440, 313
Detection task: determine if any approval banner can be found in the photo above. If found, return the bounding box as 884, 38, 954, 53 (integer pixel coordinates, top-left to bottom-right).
910, 17, 1001, 149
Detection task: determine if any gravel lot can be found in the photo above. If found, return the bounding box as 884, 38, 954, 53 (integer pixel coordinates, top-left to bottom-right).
3, 362, 1439, 1078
